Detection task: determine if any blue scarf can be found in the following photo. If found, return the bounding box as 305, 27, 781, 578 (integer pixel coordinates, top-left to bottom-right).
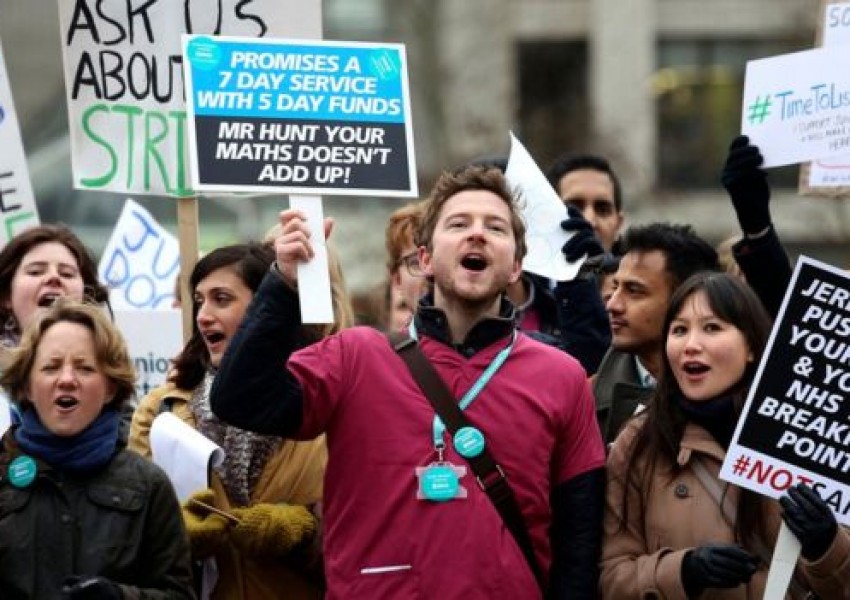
14, 408, 120, 475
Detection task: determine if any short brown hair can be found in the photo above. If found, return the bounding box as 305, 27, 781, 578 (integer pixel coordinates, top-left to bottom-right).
417, 166, 527, 262
1, 299, 135, 411
385, 201, 426, 273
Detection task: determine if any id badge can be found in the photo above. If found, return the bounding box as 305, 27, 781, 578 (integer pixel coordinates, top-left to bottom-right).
415, 462, 468, 502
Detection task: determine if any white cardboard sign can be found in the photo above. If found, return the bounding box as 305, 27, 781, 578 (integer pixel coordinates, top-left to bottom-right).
58, 0, 321, 197
742, 45, 850, 168
0, 37, 39, 242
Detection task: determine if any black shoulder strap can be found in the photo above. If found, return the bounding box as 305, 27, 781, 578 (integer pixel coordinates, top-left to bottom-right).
387, 332, 545, 590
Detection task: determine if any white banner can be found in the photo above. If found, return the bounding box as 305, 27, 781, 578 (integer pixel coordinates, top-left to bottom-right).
0, 36, 39, 243
114, 308, 183, 398
810, 2, 850, 186
742, 45, 850, 168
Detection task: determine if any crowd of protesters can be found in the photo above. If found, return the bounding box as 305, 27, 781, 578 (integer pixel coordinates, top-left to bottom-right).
0, 135, 846, 599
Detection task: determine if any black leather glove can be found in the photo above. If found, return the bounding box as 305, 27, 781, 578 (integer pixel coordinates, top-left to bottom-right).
561, 206, 604, 263
721, 135, 772, 235
61, 576, 123, 599
780, 483, 838, 561
681, 543, 759, 598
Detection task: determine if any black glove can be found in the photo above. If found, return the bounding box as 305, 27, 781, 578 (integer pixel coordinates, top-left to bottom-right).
721, 135, 772, 235
681, 543, 759, 597
61, 576, 122, 599
780, 483, 838, 561
561, 206, 604, 263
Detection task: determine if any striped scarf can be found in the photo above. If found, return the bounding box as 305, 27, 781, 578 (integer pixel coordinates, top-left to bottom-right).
189, 371, 282, 506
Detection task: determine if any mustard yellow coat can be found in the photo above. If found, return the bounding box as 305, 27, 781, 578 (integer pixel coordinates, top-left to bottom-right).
129, 383, 327, 600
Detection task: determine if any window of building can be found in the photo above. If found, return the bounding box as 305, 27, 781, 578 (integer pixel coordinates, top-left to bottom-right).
517, 41, 589, 169
656, 38, 808, 189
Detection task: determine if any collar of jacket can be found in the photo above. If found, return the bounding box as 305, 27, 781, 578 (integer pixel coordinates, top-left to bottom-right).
677, 422, 727, 467
414, 293, 516, 355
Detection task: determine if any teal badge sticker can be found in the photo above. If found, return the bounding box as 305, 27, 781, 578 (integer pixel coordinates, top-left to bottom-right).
8, 455, 36, 488
420, 464, 459, 502
454, 426, 485, 458
187, 37, 222, 71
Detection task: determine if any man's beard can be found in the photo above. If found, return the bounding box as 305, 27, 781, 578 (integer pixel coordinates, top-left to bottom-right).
434, 271, 510, 311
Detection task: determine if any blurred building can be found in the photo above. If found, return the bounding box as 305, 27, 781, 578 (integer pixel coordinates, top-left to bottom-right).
0, 0, 847, 296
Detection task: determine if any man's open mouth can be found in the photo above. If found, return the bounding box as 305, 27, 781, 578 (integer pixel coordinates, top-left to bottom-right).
460, 254, 487, 271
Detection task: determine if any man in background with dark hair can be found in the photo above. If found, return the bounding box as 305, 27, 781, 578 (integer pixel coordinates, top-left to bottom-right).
547, 154, 624, 252
593, 223, 721, 443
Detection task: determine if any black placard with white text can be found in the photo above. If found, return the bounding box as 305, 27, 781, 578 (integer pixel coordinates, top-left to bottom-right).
721, 256, 850, 525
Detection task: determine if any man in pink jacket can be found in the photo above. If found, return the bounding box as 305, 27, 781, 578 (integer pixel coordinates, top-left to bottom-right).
211, 166, 606, 599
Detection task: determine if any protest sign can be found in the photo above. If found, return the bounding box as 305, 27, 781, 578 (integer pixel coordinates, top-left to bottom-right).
99, 198, 180, 310
720, 256, 850, 527
0, 37, 39, 243
504, 132, 583, 281
741, 44, 850, 168
58, 0, 321, 197
183, 35, 417, 197
803, 0, 850, 192
114, 309, 182, 397
823, 0, 850, 46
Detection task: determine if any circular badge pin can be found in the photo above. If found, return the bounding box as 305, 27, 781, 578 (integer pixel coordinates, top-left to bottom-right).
453, 426, 485, 458
8, 455, 37, 488
420, 465, 459, 502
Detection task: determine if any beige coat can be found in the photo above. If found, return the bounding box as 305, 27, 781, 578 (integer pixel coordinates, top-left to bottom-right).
129, 383, 327, 600
601, 418, 850, 600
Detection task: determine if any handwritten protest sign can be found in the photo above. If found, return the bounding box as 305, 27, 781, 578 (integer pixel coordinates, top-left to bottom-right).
720, 256, 850, 527
0, 37, 39, 243
57, 0, 321, 197
806, 0, 850, 189
823, 0, 850, 46
114, 309, 182, 397
99, 199, 180, 310
742, 44, 850, 168
183, 35, 417, 197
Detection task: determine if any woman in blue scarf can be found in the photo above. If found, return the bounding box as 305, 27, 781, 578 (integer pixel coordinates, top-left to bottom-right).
0, 299, 194, 598
0, 225, 113, 437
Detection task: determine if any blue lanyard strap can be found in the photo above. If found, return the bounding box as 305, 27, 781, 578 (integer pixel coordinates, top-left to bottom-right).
408, 322, 516, 448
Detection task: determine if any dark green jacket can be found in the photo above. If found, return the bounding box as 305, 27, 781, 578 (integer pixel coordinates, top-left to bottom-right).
0, 432, 195, 599
591, 348, 652, 445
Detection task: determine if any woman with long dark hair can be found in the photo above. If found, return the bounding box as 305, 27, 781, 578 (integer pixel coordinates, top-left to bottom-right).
601, 271, 848, 599
130, 242, 354, 599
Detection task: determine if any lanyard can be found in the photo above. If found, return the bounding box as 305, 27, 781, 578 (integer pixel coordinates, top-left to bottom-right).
408, 322, 516, 449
